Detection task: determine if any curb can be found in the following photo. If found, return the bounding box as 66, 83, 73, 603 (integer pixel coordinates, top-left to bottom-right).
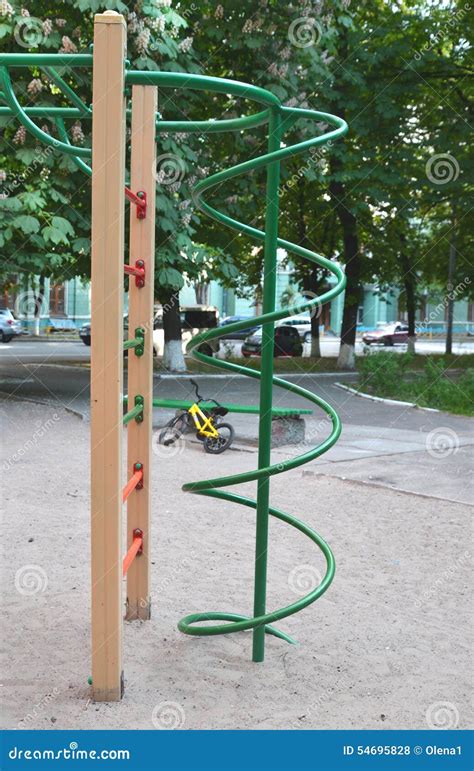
0, 389, 87, 420
14, 336, 81, 343
334, 382, 440, 412
155, 371, 358, 380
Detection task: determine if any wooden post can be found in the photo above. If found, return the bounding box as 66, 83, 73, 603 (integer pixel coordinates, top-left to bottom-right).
126, 85, 157, 620
90, 11, 127, 702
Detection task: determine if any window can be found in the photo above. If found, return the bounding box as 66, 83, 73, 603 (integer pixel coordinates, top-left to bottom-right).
49, 283, 66, 316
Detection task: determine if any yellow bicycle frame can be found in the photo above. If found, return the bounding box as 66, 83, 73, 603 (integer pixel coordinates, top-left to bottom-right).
188, 403, 219, 439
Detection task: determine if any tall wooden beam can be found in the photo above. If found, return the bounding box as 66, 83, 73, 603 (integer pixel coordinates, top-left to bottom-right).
126, 85, 157, 621
90, 10, 127, 702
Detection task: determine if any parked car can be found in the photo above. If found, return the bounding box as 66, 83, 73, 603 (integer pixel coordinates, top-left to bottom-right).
277, 315, 312, 343
241, 325, 303, 357
0, 308, 23, 342
362, 322, 413, 346
153, 305, 220, 357
79, 315, 128, 347
218, 315, 259, 340
79, 322, 91, 346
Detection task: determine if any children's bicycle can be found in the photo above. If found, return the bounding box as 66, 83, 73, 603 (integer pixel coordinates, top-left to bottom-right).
159, 379, 235, 454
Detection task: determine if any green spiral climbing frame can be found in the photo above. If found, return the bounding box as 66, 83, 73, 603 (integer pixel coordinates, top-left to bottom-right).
0, 55, 347, 662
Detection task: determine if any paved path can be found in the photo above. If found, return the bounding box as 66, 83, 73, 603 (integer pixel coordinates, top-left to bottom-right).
1, 360, 472, 505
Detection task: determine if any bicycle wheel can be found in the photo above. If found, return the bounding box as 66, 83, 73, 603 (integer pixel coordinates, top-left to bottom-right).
159, 412, 188, 446
203, 422, 234, 454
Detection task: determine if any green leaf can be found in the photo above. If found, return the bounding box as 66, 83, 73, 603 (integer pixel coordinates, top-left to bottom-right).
42, 226, 68, 245
12, 215, 41, 234
160, 217, 175, 232
51, 216, 75, 237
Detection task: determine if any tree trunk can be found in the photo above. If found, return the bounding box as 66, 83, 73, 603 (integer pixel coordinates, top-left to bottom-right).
162, 289, 185, 372
301, 273, 322, 357
329, 175, 360, 371
33, 274, 45, 337
194, 282, 209, 305
446, 203, 457, 356
297, 178, 321, 357
400, 246, 416, 354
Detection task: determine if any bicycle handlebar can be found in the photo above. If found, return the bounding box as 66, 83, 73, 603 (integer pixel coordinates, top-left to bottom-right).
189, 379, 222, 409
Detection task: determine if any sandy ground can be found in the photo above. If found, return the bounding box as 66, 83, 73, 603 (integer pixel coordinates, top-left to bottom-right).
0, 400, 472, 731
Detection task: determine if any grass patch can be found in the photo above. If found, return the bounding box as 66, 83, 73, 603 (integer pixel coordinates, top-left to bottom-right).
358, 352, 474, 416
154, 356, 342, 375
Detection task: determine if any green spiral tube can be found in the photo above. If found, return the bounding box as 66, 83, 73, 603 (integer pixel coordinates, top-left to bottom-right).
127, 75, 349, 653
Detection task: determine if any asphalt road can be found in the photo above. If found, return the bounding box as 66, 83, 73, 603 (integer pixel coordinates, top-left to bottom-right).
1, 335, 473, 365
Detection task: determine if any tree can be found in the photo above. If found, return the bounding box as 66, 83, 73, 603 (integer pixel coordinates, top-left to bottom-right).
0, 0, 208, 360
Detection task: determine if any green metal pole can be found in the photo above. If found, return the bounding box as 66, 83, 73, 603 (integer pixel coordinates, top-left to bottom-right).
252, 107, 282, 662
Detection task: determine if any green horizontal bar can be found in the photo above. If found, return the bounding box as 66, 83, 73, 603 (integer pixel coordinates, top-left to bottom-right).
0, 54, 93, 67
150, 398, 311, 416
0, 106, 85, 118
123, 403, 143, 425
157, 109, 270, 134
123, 337, 142, 350
126, 71, 280, 109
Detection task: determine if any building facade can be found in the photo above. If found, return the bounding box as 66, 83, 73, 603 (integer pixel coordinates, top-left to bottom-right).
3, 265, 473, 336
